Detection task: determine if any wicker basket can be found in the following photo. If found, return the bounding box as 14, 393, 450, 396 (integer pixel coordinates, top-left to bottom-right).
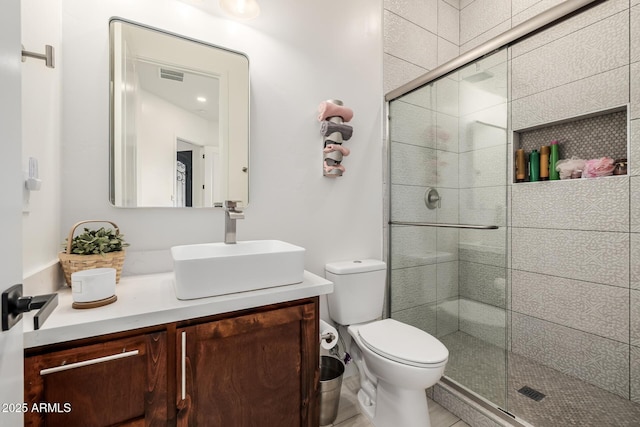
59, 220, 126, 287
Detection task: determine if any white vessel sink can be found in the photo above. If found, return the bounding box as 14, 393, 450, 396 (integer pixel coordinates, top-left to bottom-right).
171, 240, 305, 300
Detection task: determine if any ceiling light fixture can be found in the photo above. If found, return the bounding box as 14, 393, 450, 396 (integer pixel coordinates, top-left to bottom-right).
197, 96, 207, 103
219, 0, 260, 20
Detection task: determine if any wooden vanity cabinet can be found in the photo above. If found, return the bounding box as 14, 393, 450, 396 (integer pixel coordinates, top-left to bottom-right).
24, 332, 168, 427
24, 297, 320, 427
176, 300, 320, 427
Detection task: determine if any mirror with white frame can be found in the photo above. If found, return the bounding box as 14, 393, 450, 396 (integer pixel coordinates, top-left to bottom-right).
109, 19, 249, 208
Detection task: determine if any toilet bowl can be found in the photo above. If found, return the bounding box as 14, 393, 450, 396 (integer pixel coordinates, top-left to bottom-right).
325, 260, 449, 427
348, 319, 448, 427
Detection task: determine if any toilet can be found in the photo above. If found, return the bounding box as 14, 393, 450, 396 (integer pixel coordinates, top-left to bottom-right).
325, 259, 448, 427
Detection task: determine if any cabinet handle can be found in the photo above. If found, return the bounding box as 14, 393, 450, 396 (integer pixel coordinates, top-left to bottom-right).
40, 350, 139, 376
181, 331, 186, 400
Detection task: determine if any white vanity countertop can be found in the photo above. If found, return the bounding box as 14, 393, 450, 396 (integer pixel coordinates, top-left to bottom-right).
23, 270, 333, 349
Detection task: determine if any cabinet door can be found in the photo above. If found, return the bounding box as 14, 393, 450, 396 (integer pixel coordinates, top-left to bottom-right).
177, 301, 319, 427
24, 332, 167, 427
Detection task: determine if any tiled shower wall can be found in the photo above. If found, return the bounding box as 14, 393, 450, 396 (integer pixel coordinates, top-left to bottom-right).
384, 0, 463, 335
384, 0, 640, 408
383, 0, 461, 94
388, 80, 462, 336
508, 0, 638, 403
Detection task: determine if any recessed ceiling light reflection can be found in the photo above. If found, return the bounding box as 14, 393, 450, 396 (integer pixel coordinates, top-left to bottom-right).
219, 0, 260, 20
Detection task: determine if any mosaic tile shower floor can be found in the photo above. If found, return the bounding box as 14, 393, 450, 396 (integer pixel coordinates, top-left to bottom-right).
440, 331, 640, 426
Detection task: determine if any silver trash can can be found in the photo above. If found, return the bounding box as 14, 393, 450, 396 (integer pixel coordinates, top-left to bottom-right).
319, 356, 345, 426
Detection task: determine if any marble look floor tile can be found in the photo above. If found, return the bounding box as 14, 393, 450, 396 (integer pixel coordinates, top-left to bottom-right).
429, 397, 462, 426
329, 375, 361, 425
332, 414, 371, 427
330, 373, 463, 427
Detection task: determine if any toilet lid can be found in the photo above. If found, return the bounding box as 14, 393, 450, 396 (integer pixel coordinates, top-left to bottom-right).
357, 319, 449, 367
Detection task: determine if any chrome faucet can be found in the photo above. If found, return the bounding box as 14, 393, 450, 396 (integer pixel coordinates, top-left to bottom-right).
224, 200, 244, 244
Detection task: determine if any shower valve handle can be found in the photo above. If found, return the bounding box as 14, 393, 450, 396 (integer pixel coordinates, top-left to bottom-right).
425, 188, 441, 210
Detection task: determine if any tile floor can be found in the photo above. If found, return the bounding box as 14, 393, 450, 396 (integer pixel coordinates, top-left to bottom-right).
330, 331, 640, 426
327, 375, 470, 427
440, 331, 640, 426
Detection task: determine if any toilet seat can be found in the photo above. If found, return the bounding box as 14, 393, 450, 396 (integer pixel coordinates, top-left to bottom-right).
357, 318, 448, 368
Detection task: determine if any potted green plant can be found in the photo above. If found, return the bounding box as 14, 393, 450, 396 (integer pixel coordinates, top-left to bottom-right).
66, 226, 129, 255
59, 220, 129, 286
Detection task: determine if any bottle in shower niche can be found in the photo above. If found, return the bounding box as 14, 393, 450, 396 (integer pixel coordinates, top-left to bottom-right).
549, 140, 560, 180
529, 149, 540, 182
515, 149, 526, 182
540, 145, 550, 180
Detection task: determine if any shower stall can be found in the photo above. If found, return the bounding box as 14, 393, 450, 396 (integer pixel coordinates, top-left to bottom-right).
386, 0, 640, 425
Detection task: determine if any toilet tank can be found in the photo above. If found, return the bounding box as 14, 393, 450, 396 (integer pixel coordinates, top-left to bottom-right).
325, 259, 386, 325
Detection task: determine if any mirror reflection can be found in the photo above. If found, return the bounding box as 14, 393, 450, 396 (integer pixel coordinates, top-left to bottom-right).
109, 19, 249, 208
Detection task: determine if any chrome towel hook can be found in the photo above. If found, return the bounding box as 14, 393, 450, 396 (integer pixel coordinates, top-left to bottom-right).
21, 44, 55, 68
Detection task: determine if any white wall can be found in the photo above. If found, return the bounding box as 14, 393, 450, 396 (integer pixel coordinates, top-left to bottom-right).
137, 89, 214, 206
58, 0, 384, 283
21, 0, 63, 294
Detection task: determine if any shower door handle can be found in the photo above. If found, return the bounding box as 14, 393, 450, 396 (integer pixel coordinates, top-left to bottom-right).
389, 221, 499, 230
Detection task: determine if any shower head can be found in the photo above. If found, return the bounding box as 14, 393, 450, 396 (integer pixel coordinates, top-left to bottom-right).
462, 70, 494, 83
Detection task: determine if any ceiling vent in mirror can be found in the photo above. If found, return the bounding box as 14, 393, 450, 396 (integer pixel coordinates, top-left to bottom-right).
159, 68, 184, 82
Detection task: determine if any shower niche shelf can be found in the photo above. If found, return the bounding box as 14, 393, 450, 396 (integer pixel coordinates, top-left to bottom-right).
513, 106, 628, 183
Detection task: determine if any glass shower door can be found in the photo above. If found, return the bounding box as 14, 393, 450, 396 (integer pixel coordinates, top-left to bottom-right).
388, 48, 509, 408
